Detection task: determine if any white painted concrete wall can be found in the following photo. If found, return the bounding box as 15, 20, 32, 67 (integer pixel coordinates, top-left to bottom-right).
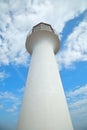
17, 39, 73, 130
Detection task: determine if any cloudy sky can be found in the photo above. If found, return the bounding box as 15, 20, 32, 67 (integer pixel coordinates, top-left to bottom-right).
0, 0, 87, 130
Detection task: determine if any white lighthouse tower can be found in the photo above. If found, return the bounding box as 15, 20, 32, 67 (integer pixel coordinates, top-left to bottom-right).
17, 22, 73, 130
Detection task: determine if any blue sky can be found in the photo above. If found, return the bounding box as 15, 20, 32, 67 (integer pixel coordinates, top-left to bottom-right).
0, 0, 87, 130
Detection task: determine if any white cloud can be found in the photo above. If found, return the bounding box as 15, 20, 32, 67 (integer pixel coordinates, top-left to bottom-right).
57, 16, 87, 69
0, 71, 9, 80
0, 0, 87, 66
67, 85, 87, 98
0, 91, 17, 100
0, 105, 3, 110
66, 84, 87, 130
18, 86, 25, 93
6, 105, 17, 113
0, 91, 22, 114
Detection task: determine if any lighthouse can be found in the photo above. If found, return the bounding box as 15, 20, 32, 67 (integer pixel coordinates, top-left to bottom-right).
17, 22, 73, 130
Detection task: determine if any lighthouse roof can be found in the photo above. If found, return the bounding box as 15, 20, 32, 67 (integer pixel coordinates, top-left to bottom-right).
32, 22, 54, 33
